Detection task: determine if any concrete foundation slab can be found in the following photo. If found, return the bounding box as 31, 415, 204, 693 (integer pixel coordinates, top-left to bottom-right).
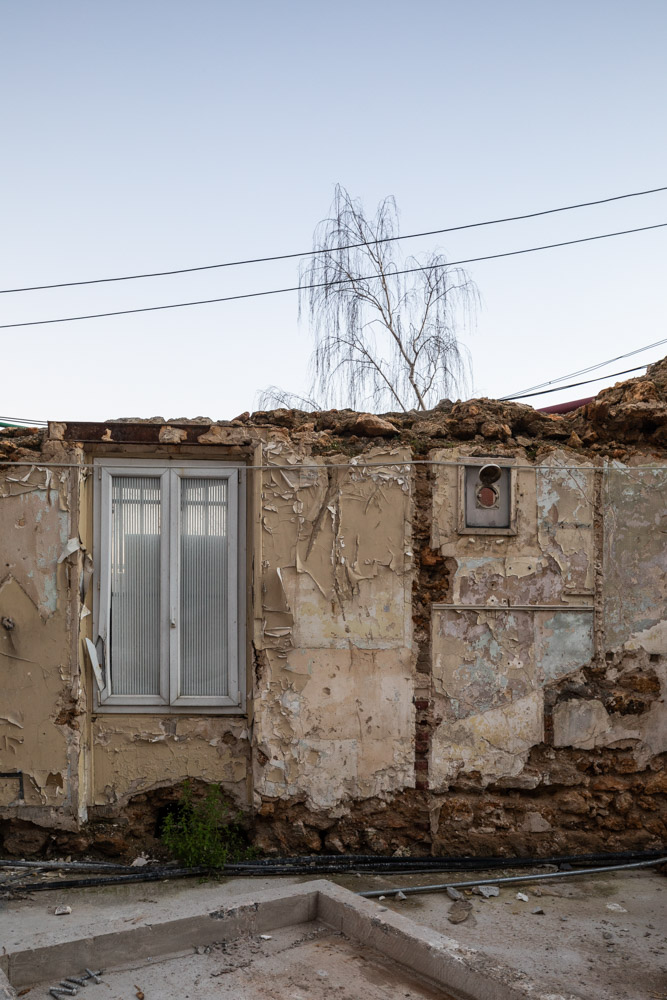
29, 923, 453, 1000
0, 879, 586, 1000
336, 868, 667, 1000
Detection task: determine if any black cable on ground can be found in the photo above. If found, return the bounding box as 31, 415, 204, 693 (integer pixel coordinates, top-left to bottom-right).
2, 848, 661, 875
3, 850, 663, 893
0, 858, 143, 871
220, 849, 663, 869
6, 868, 211, 892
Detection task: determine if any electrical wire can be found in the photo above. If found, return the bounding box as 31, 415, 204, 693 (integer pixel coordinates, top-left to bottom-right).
2, 184, 666, 296
1, 221, 666, 332
0, 364, 631, 430
207, 849, 664, 874
0, 858, 142, 871
0, 348, 663, 432
0, 353, 655, 426
505, 363, 648, 399
2, 850, 663, 892
500, 336, 667, 399
0, 417, 48, 427
2, 849, 660, 873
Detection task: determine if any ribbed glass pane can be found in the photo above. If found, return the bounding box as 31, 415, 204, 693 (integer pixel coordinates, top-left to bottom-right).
110, 476, 161, 695
180, 477, 228, 696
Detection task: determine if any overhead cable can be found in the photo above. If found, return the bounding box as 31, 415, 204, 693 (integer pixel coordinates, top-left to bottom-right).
1, 221, 666, 332
1, 347, 661, 431
1, 184, 666, 296
500, 336, 667, 399
505, 364, 649, 399
0, 416, 48, 427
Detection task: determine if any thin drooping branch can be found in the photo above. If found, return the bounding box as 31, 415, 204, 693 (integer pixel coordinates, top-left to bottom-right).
258, 185, 478, 413
257, 386, 322, 411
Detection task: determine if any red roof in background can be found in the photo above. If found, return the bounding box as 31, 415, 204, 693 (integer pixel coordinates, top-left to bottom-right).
538, 396, 593, 415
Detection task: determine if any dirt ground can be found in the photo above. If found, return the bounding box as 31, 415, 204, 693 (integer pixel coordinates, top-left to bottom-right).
2, 867, 665, 999
338, 868, 667, 1000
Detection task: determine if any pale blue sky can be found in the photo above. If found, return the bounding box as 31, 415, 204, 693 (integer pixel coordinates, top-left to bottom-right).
1, 1, 665, 420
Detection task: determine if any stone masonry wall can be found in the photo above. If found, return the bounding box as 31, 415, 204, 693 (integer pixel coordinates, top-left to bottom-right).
0, 359, 665, 858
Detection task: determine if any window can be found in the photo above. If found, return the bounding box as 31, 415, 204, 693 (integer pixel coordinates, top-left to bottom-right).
92, 460, 244, 711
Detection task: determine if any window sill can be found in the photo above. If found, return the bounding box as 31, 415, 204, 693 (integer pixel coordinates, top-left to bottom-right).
92, 702, 247, 716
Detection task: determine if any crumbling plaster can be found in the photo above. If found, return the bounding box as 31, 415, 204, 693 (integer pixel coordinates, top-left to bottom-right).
427, 446, 665, 793
90, 716, 250, 808
429, 449, 597, 786
70, 432, 415, 819
0, 362, 665, 855
0, 468, 82, 829
603, 462, 667, 646
252, 443, 415, 812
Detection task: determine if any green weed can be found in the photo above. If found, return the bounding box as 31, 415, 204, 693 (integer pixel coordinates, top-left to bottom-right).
161, 781, 253, 868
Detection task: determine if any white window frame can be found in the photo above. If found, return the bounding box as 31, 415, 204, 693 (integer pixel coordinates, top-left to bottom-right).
92, 459, 244, 713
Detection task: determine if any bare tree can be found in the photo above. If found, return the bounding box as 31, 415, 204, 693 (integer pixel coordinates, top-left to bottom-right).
259, 185, 478, 412
256, 386, 322, 411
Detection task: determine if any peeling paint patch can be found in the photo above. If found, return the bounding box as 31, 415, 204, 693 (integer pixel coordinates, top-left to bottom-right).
430, 692, 544, 787
553, 698, 612, 749
253, 647, 415, 810
433, 607, 593, 720
534, 611, 594, 684
623, 619, 667, 655
603, 464, 667, 646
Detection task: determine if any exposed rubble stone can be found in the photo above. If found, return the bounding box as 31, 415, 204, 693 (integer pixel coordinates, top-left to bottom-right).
1, 361, 665, 861
5, 358, 662, 461
244, 356, 667, 457
0, 425, 45, 464
351, 413, 399, 436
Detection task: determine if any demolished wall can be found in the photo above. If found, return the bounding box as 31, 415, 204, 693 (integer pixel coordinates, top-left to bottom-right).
0, 359, 665, 857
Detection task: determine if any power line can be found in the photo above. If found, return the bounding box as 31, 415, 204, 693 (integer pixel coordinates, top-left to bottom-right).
505, 364, 649, 400
1, 184, 666, 295
0, 359, 648, 428
0, 361, 645, 429
0, 363, 656, 430
500, 336, 667, 399
0, 360, 660, 440
0, 416, 48, 427
1, 221, 665, 332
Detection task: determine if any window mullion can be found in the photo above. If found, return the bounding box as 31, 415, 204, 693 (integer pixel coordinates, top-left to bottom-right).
167, 469, 180, 704
226, 471, 239, 704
